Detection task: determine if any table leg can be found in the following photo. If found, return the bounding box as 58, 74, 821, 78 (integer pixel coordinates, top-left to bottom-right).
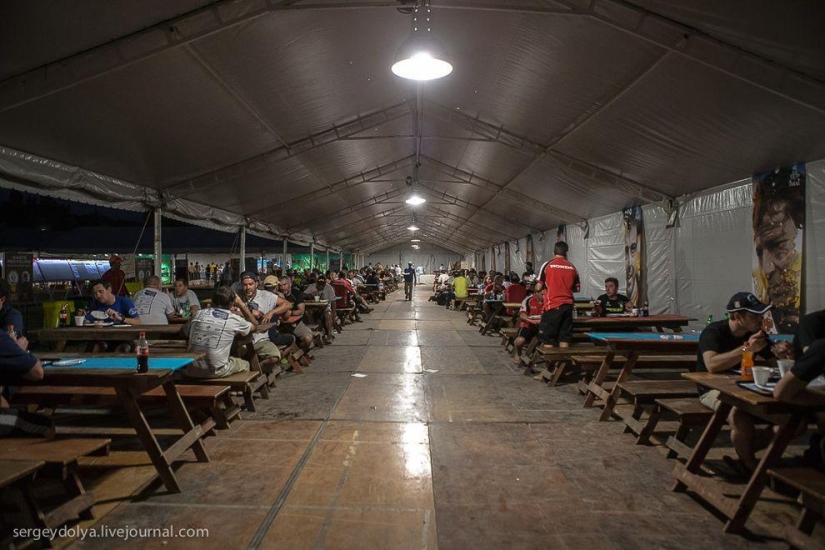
114, 387, 181, 493
583, 349, 615, 408
598, 351, 639, 421
671, 401, 732, 492
724, 412, 805, 533
56, 339, 67, 352
162, 380, 210, 463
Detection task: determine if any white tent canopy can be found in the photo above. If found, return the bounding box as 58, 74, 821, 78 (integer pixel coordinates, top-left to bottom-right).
1, 1, 824, 260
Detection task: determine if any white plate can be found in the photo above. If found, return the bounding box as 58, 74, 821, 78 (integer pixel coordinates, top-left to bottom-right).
52, 359, 86, 367
810, 376, 825, 389
90, 310, 109, 320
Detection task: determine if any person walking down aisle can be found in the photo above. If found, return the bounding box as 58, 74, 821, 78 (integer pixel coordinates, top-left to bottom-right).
403, 262, 416, 301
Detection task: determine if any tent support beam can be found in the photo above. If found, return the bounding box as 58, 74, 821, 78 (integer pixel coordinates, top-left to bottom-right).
153, 206, 162, 279
239, 225, 246, 272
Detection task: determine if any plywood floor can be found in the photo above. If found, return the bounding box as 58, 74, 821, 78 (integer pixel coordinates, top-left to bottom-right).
50, 286, 824, 549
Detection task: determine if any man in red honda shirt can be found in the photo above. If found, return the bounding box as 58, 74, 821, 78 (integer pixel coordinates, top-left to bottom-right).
537, 241, 580, 349
512, 285, 544, 364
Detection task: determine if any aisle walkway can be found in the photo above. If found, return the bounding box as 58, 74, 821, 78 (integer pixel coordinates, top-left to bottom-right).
73, 287, 792, 549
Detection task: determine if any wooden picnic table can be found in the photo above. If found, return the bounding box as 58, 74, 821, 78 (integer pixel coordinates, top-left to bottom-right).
583, 333, 700, 421
33, 324, 186, 351
574, 314, 692, 332
19, 355, 208, 493
672, 372, 825, 533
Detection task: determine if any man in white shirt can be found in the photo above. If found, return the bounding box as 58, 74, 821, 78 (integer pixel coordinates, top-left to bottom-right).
170, 277, 201, 320
185, 287, 257, 378
132, 275, 174, 325
240, 271, 290, 374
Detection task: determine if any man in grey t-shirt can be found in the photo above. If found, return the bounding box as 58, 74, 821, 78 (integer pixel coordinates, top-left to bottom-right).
133, 275, 174, 325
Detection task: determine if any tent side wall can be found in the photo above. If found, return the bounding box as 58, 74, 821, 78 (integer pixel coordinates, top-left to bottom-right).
368, 244, 464, 274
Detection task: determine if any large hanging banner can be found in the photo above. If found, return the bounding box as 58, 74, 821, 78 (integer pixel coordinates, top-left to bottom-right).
4, 252, 33, 304
622, 206, 643, 306
556, 225, 566, 243
752, 164, 805, 334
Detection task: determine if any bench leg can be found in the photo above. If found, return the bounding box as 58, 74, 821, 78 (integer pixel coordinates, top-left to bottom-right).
242, 385, 256, 412
671, 401, 732, 493
116, 387, 182, 493
636, 404, 663, 445
548, 361, 568, 387
666, 424, 691, 459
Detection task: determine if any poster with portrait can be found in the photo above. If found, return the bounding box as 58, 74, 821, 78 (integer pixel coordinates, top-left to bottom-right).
752, 164, 805, 334
556, 225, 566, 243
622, 206, 643, 306
5, 252, 33, 304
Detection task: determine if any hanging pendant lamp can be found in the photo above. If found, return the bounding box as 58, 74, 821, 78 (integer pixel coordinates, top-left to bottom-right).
391, 1, 452, 81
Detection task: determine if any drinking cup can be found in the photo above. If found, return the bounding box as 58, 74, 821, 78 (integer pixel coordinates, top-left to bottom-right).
752, 366, 771, 386
75, 316, 86, 327
631, 308, 639, 316
314, 296, 320, 302
777, 359, 794, 377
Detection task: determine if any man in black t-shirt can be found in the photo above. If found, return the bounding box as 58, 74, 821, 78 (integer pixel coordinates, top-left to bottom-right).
793, 310, 825, 357
403, 263, 416, 301
277, 277, 313, 352
594, 277, 632, 316
698, 292, 791, 473
1, 331, 45, 407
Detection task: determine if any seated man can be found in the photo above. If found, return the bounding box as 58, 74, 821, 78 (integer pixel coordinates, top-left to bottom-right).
699, 292, 790, 473
513, 285, 544, 364
594, 277, 632, 316
304, 274, 337, 343
184, 287, 257, 378
793, 309, 825, 357
133, 275, 175, 325
277, 276, 313, 352
86, 279, 141, 325
170, 277, 201, 320
0, 284, 24, 336
444, 270, 470, 310
1, 331, 51, 436
240, 272, 291, 373
338, 271, 372, 314
503, 274, 527, 315
482, 274, 505, 322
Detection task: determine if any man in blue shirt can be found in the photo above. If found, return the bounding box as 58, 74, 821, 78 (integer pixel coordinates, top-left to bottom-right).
1, 331, 44, 408
86, 279, 141, 325
0, 285, 24, 336
403, 262, 416, 301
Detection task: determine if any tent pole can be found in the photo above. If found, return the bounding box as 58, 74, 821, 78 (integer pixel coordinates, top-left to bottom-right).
239, 226, 246, 273
326, 248, 330, 272
310, 242, 315, 271
153, 206, 162, 279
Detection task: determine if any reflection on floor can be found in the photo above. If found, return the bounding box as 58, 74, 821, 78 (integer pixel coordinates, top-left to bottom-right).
51, 286, 822, 549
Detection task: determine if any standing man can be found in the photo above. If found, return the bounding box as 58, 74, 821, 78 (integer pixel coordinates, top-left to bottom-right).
221, 261, 234, 287
537, 241, 580, 349
132, 275, 175, 325
101, 254, 128, 297
594, 277, 633, 316
403, 262, 416, 301
184, 287, 257, 379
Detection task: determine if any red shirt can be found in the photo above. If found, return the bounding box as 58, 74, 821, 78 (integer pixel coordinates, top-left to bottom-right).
538, 257, 580, 311
504, 283, 527, 315
519, 295, 543, 329
101, 268, 128, 296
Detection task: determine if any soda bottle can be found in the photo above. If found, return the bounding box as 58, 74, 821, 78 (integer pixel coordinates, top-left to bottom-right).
136, 331, 149, 373
707, 315, 713, 325
59, 303, 68, 327
642, 301, 649, 317
6, 324, 17, 339
741, 347, 754, 382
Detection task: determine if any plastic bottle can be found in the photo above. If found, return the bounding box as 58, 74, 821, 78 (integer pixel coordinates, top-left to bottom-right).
59, 303, 69, 328
6, 325, 17, 339
642, 301, 649, 317
136, 331, 149, 373
707, 315, 713, 325
741, 348, 754, 382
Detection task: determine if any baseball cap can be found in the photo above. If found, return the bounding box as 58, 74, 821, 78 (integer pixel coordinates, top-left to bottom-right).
239, 271, 258, 282
109, 254, 122, 263
726, 292, 772, 314
263, 275, 279, 288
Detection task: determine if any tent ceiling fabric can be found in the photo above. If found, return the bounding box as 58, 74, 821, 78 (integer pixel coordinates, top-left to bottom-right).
1, 0, 824, 255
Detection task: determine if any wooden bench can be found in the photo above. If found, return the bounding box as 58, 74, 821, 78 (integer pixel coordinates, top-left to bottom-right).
0, 459, 45, 547
499, 327, 518, 351
654, 398, 714, 459
768, 468, 825, 550
183, 371, 267, 413
617, 380, 703, 443
13, 384, 240, 431
0, 438, 110, 531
